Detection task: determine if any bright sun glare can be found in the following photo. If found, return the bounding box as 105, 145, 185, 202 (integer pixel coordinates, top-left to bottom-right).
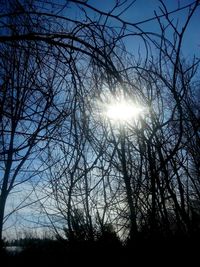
106, 100, 144, 123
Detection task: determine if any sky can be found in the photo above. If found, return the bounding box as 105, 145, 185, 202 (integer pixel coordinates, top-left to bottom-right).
2, 0, 200, 240
86, 0, 200, 58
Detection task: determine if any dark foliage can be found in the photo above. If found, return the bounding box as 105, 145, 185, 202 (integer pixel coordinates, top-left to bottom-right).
2, 228, 200, 266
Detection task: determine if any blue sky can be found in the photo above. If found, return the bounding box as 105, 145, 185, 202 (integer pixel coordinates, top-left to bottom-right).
85, 0, 200, 58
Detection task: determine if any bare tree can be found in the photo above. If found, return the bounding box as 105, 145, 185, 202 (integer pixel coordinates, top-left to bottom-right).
0, 5, 72, 241
1, 0, 200, 245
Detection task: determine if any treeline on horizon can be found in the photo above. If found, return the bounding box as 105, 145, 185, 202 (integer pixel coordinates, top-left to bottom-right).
1, 226, 199, 265
0, 0, 200, 258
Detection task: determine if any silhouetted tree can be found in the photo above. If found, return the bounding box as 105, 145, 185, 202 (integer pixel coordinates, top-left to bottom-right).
1, 0, 200, 247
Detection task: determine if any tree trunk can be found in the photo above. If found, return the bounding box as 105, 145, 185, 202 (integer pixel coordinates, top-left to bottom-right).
0, 193, 7, 244
119, 127, 138, 239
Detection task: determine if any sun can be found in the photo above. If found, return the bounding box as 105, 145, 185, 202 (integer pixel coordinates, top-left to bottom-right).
106, 99, 144, 123
94, 90, 146, 125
